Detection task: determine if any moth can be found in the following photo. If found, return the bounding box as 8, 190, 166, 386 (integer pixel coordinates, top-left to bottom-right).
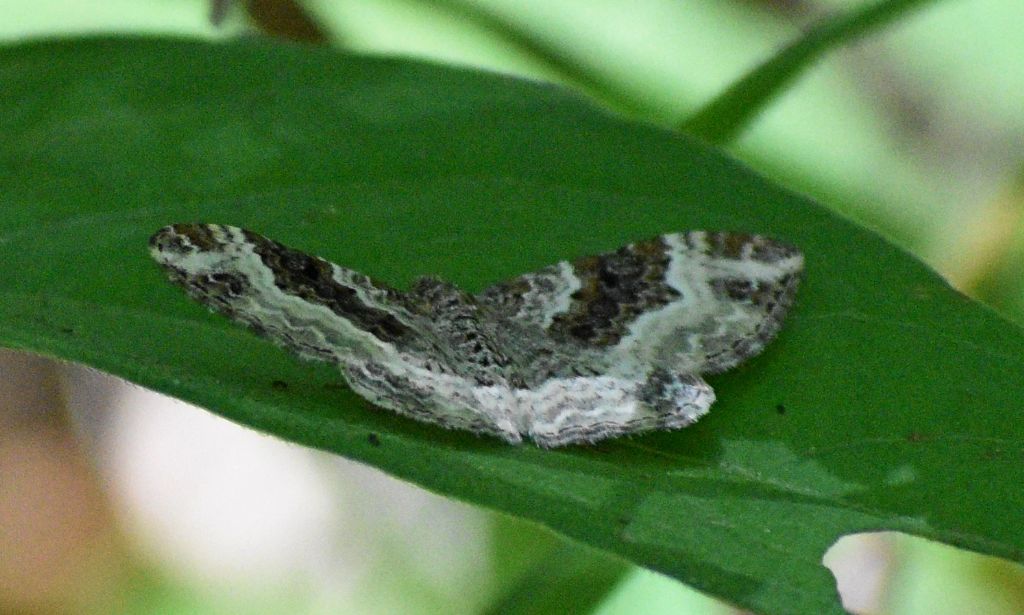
150, 224, 802, 447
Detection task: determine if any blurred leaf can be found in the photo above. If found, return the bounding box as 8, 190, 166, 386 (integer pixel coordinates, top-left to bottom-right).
2, 37, 1024, 615
408, 0, 648, 116
683, 0, 942, 143
243, 0, 329, 43
484, 543, 630, 615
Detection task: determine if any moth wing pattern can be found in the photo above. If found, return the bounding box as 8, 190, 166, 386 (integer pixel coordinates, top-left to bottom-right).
476, 231, 804, 376
149, 224, 421, 363
518, 371, 716, 448
149, 224, 522, 443
151, 225, 802, 448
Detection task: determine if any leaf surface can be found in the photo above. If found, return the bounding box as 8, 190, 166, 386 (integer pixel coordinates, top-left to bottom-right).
1, 37, 1022, 615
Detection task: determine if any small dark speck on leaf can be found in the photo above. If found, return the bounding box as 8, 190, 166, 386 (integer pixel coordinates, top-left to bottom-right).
271, 380, 288, 391
906, 431, 926, 443
60, 327, 74, 335
775, 404, 786, 415
368, 433, 381, 447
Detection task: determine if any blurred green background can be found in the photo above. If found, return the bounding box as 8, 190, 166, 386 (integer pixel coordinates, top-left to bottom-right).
1, 1, 1023, 614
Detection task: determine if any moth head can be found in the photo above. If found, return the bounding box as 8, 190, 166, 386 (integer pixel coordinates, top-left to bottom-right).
410, 275, 473, 311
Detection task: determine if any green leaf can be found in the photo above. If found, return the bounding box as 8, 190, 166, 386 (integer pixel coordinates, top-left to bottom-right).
2, 36, 1023, 615
483, 542, 630, 615
682, 0, 943, 144
407, 0, 650, 117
